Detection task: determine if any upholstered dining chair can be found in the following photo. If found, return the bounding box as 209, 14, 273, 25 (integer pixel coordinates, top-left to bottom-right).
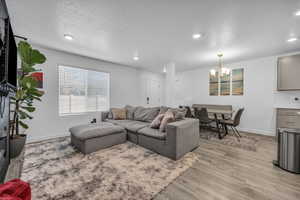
220, 108, 244, 141
184, 106, 194, 118
194, 107, 214, 131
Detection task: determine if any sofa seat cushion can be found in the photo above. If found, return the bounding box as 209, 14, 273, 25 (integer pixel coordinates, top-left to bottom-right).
124, 121, 150, 132
105, 119, 135, 127
70, 123, 124, 141
138, 127, 166, 140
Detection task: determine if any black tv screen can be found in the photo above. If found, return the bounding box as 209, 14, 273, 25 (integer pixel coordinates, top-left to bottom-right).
7, 23, 17, 87
0, 0, 17, 88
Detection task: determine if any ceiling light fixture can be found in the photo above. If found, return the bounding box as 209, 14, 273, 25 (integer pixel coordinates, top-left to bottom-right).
163, 66, 167, 73
133, 56, 139, 61
295, 10, 300, 16
287, 37, 298, 42
192, 33, 202, 40
210, 53, 230, 76
64, 34, 73, 40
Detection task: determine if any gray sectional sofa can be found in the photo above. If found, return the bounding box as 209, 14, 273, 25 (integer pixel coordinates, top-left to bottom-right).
101, 106, 200, 160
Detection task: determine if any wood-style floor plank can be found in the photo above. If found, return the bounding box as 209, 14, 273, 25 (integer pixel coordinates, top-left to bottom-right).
154, 133, 300, 200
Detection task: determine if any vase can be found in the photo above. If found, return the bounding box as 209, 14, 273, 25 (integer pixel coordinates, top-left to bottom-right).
10, 134, 27, 158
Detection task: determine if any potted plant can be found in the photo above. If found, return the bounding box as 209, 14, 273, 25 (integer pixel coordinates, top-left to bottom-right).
9, 41, 46, 158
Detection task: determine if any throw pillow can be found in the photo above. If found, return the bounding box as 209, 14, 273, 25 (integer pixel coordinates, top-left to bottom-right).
159, 109, 175, 132
150, 113, 165, 129
111, 108, 127, 120
125, 105, 137, 120
171, 108, 187, 120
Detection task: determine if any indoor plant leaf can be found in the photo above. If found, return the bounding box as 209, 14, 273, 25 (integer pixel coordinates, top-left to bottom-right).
31, 49, 46, 65
19, 121, 29, 129
18, 108, 33, 120
21, 106, 36, 113
18, 41, 32, 65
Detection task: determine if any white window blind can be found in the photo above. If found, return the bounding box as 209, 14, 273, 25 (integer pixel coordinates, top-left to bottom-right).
58, 65, 110, 115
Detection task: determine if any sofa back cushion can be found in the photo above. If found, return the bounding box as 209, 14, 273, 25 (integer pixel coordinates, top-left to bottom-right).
134, 107, 160, 122
124, 105, 137, 120
159, 109, 175, 132
111, 108, 127, 120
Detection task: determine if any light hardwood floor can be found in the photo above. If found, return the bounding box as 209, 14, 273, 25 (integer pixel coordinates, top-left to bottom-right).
5, 133, 300, 200
154, 133, 300, 200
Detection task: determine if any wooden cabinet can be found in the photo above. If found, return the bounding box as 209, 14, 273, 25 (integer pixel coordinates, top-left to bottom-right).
277, 54, 300, 91
277, 108, 300, 129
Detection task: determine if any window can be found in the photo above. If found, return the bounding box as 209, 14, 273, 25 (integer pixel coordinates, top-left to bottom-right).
209, 68, 244, 96
59, 65, 110, 115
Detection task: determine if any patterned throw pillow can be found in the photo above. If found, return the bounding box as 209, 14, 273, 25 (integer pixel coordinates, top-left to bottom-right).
111, 108, 127, 120
159, 109, 175, 132
150, 114, 165, 129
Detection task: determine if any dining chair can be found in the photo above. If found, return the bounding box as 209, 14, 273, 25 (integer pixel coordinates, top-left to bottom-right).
194, 107, 214, 131
184, 106, 194, 118
220, 108, 244, 141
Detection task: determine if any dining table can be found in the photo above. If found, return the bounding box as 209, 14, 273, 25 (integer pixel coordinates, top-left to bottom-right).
207, 109, 234, 139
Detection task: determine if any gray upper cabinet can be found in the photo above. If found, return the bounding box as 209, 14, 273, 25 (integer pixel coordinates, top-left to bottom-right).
277, 54, 300, 91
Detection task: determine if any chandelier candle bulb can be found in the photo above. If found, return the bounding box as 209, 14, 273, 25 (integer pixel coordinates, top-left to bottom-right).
210, 69, 216, 76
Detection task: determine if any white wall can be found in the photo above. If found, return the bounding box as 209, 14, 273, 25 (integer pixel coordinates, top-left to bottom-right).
137, 70, 165, 106
175, 54, 300, 136
27, 46, 164, 142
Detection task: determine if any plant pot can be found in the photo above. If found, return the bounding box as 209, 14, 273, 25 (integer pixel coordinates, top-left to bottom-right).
10, 134, 27, 158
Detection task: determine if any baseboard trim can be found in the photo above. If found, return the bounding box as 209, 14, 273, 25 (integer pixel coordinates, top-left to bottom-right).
27, 133, 69, 143
237, 127, 275, 136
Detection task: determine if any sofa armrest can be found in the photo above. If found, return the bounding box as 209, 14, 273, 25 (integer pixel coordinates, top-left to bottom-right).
101, 111, 110, 122
166, 118, 199, 159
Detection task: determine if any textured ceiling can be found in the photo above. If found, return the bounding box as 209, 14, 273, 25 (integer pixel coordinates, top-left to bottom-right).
6, 0, 300, 72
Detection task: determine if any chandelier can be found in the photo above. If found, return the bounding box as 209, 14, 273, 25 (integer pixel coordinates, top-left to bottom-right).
210, 53, 230, 76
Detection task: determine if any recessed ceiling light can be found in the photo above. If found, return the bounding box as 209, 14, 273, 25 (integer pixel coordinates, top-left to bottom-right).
192, 33, 202, 40
64, 34, 73, 40
295, 10, 300, 16
133, 56, 139, 61
287, 37, 298, 42
163, 66, 167, 73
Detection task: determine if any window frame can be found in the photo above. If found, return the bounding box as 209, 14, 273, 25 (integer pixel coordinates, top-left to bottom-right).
58, 64, 111, 116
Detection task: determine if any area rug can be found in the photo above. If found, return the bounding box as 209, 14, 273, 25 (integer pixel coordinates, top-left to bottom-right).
21, 137, 197, 200
199, 130, 259, 152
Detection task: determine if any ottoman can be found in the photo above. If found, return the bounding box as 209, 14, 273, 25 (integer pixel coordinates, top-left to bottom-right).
69, 122, 126, 154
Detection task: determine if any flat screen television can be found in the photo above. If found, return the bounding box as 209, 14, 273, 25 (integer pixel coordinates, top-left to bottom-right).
0, 0, 17, 183
7, 23, 17, 88
0, 0, 17, 89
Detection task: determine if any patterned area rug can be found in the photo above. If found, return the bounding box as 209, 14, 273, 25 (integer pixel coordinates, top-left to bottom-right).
199, 130, 259, 151
21, 137, 197, 200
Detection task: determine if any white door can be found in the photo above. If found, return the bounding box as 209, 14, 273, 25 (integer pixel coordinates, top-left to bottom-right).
146, 79, 162, 106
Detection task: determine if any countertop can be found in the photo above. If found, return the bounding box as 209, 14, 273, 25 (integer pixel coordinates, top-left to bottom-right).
274, 105, 300, 109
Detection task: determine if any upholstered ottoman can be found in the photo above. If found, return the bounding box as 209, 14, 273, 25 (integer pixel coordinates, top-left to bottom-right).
69, 122, 126, 154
